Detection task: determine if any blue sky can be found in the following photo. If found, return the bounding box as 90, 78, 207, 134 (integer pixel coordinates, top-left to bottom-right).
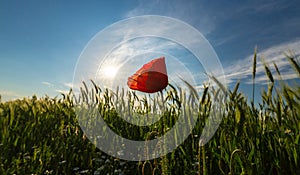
1, 0, 300, 101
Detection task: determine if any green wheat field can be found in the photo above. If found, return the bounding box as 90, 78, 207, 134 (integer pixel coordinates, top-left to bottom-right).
0, 51, 299, 175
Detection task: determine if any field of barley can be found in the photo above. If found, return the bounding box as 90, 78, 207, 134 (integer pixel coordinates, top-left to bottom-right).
0, 52, 299, 174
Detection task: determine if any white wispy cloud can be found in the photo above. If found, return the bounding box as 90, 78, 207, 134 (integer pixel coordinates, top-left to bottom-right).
125, 0, 216, 35
243, 0, 293, 14
41, 81, 54, 87
52, 82, 76, 95
0, 90, 22, 101
63, 82, 73, 89
55, 89, 70, 94
223, 39, 300, 85
72, 15, 225, 93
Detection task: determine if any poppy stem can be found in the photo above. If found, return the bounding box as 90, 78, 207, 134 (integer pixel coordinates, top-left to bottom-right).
160, 90, 164, 113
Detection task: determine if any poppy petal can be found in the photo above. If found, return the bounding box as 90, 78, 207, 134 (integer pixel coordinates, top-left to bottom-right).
127, 57, 168, 93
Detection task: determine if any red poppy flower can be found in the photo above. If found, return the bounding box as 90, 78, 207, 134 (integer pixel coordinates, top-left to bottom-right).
127, 57, 168, 93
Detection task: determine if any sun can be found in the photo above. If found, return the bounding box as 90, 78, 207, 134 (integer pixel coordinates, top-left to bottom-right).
103, 65, 118, 79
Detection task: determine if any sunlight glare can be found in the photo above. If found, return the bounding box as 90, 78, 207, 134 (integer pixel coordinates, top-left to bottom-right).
103, 65, 118, 79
